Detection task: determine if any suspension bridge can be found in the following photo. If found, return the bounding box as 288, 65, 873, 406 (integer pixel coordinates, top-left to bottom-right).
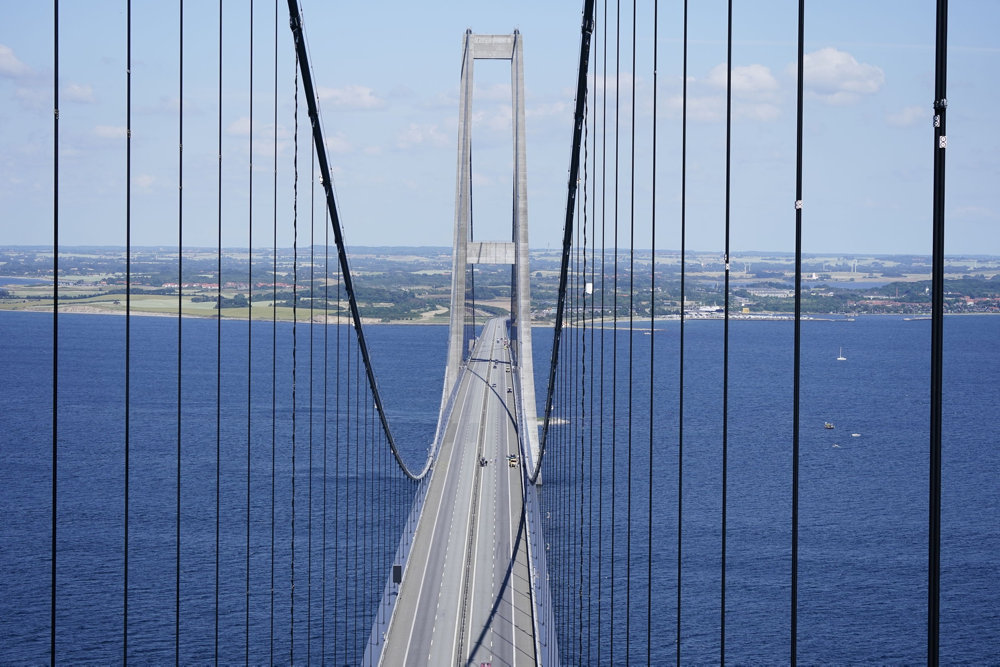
2, 0, 997, 665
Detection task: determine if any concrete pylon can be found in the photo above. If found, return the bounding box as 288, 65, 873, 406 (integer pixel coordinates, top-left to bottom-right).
441, 30, 539, 464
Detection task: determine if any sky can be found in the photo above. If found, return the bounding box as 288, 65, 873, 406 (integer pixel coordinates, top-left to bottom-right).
0, 1, 998, 256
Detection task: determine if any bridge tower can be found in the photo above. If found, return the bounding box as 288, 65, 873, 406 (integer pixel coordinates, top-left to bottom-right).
444, 30, 540, 465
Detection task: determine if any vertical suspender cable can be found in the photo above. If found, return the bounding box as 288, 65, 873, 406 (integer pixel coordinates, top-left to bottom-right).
344, 292, 351, 658
721, 2, 733, 660
175, 3, 184, 663
610, 2, 619, 658
580, 177, 586, 656
353, 342, 361, 658
214, 0, 223, 660
307, 128, 315, 667
269, 1, 278, 660
626, 2, 637, 659
124, 1, 132, 661
928, 2, 948, 664
245, 4, 254, 662
584, 18, 600, 664
322, 207, 329, 665
676, 2, 688, 663
648, 0, 659, 661
290, 52, 299, 664
791, 1, 805, 663
51, 1, 59, 662
335, 268, 342, 664
364, 361, 371, 632
598, 1, 607, 653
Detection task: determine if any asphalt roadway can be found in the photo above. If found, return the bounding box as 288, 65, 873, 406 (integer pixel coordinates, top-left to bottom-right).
381, 318, 536, 666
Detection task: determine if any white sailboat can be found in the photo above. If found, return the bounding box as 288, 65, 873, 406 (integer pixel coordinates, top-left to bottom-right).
837, 346, 847, 361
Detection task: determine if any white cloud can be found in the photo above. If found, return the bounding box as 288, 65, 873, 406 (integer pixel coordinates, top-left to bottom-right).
0, 44, 30, 77
663, 64, 780, 123
395, 122, 448, 150
666, 94, 725, 123
887, 105, 925, 127
64, 82, 95, 103
316, 84, 385, 110
589, 72, 636, 95
15, 86, 48, 110
526, 101, 571, 120
738, 103, 781, 121
134, 174, 154, 190
706, 63, 779, 98
472, 106, 513, 133
94, 125, 127, 139
793, 47, 885, 105
325, 132, 353, 154
227, 116, 251, 136
474, 82, 512, 102
951, 205, 994, 220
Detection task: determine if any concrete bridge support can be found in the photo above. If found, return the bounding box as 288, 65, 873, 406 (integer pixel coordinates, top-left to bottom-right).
442, 30, 540, 467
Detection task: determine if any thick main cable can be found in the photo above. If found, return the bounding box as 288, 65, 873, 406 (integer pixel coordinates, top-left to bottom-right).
286, 0, 425, 480
533, 0, 596, 484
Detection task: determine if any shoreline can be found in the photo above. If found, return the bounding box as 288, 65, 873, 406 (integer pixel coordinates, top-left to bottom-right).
4, 305, 995, 327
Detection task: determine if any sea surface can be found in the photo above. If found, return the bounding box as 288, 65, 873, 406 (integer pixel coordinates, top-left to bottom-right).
1, 311, 998, 664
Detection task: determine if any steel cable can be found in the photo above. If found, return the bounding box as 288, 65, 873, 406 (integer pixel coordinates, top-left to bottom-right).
721, 2, 734, 659
928, 2, 949, 664
290, 50, 299, 663
244, 4, 253, 663
50, 2, 59, 662
648, 1, 659, 662
677, 3, 688, 661
625, 2, 636, 659
611, 2, 620, 658
269, 2, 278, 657
214, 0, 223, 660
174, 4, 184, 662
791, 2, 805, 663
123, 2, 132, 661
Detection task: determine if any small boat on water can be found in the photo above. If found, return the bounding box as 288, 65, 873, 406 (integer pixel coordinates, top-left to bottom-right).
837, 346, 847, 361
824, 422, 835, 429
851, 433, 861, 437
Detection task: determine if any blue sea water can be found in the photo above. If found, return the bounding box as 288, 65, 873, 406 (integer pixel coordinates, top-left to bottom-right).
1, 311, 998, 664
534, 315, 1000, 664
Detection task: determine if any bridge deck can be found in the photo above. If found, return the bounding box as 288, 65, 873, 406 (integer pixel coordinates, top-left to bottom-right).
381, 318, 536, 666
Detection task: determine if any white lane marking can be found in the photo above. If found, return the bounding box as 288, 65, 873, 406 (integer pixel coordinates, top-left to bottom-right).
397, 373, 475, 665
449, 329, 493, 662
